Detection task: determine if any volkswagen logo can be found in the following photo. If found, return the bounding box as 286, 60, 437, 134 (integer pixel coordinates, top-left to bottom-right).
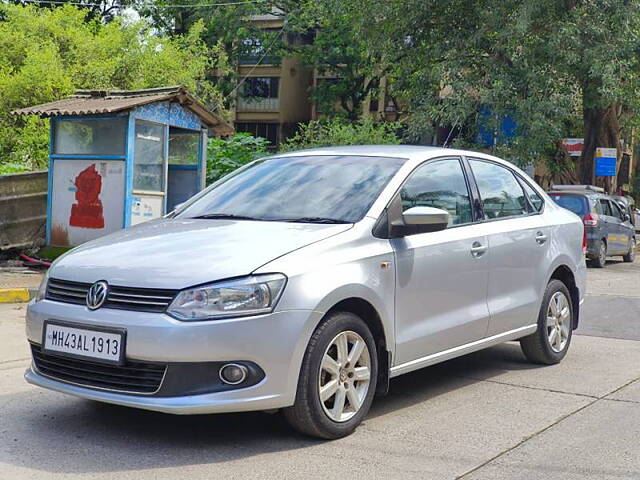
86, 281, 108, 310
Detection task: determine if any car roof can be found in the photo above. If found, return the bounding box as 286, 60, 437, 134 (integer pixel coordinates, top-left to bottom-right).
271, 144, 516, 166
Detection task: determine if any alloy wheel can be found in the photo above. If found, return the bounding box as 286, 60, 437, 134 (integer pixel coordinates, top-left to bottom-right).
318, 330, 371, 422
546, 291, 571, 353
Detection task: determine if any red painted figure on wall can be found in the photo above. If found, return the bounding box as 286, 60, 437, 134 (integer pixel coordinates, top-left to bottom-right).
69, 164, 105, 229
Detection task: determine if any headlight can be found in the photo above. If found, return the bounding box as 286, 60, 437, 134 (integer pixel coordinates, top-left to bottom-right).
35, 269, 50, 302
167, 274, 287, 321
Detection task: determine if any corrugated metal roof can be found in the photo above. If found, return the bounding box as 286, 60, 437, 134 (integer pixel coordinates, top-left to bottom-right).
12, 86, 234, 135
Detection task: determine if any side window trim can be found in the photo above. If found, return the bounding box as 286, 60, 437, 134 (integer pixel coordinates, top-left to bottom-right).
460, 156, 485, 222
465, 157, 530, 222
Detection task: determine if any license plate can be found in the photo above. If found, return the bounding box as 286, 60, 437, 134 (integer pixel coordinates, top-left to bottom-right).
42, 321, 126, 365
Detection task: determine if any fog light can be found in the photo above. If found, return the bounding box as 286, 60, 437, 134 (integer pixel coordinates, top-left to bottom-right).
219, 363, 248, 385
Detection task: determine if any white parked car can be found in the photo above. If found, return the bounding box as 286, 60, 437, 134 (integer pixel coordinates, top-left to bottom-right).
26, 146, 586, 439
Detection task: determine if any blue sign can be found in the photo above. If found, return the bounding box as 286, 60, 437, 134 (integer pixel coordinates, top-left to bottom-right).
595, 154, 617, 177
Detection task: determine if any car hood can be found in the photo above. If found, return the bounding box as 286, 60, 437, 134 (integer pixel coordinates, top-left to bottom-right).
50, 219, 352, 289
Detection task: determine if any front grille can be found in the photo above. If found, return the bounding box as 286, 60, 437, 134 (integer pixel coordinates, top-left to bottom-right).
46, 278, 177, 313
31, 344, 166, 394
46, 278, 89, 305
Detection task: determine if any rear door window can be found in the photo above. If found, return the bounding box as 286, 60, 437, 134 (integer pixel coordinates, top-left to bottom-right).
468, 159, 528, 219
548, 194, 589, 216
519, 179, 544, 212
599, 199, 613, 216
610, 201, 624, 220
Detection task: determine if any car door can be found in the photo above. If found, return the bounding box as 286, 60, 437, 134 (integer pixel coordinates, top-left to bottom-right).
609, 200, 632, 253
598, 199, 620, 253
467, 158, 550, 336
391, 157, 491, 365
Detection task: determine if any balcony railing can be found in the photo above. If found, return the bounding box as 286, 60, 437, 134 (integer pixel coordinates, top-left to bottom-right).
236, 97, 280, 112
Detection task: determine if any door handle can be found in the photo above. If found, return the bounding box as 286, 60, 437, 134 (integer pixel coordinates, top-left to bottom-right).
470, 241, 488, 257
535, 232, 548, 245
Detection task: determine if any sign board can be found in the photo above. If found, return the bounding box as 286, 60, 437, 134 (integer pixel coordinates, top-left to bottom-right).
131, 194, 164, 226
50, 160, 125, 246
562, 138, 584, 157
595, 148, 617, 177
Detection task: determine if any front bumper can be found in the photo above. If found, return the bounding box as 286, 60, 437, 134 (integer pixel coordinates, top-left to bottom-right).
25, 299, 323, 413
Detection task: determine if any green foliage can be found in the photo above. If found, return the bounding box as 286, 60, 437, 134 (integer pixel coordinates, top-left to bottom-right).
136, 0, 281, 102
285, 2, 384, 120
0, 4, 224, 173
339, 0, 640, 171
280, 118, 401, 152
206, 133, 270, 185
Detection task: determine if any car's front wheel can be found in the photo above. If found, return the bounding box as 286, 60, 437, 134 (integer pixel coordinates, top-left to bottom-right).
520, 279, 573, 364
284, 311, 377, 439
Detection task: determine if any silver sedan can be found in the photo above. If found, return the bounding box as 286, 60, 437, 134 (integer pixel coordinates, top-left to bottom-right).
25, 145, 586, 439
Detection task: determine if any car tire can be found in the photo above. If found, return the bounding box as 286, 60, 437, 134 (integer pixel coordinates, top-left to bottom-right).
520, 279, 573, 365
589, 241, 607, 268
623, 238, 636, 263
283, 311, 378, 439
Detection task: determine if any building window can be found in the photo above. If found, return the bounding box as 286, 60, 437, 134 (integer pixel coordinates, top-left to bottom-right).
235, 122, 279, 147
243, 77, 280, 99
237, 78, 280, 111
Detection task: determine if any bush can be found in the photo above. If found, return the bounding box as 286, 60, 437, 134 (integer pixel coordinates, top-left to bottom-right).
206, 133, 270, 184
279, 118, 402, 152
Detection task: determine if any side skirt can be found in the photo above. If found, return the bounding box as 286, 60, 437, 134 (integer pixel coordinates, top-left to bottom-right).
389, 324, 537, 378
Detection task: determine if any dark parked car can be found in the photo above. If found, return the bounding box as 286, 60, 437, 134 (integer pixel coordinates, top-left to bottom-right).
548, 185, 636, 268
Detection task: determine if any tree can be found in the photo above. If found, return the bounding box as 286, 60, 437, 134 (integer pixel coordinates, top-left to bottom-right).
9, 0, 134, 22
0, 3, 224, 173
272, 1, 387, 121
135, 0, 281, 104
137, 0, 388, 120
342, 0, 640, 190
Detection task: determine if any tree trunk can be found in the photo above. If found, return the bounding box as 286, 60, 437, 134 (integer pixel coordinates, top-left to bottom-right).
580, 88, 621, 192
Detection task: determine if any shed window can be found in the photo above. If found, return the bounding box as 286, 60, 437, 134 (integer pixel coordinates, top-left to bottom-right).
54, 117, 126, 156
133, 121, 165, 192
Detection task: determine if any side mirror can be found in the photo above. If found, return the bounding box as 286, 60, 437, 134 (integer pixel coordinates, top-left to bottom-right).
401, 206, 450, 232
623, 212, 631, 222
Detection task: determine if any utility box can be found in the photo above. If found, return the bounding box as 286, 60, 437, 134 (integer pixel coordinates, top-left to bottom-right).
14, 87, 233, 247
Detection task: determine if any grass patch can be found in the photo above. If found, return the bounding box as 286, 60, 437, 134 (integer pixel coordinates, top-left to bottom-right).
36, 246, 72, 261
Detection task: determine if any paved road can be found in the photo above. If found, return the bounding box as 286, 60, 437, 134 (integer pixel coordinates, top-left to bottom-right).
1, 262, 639, 479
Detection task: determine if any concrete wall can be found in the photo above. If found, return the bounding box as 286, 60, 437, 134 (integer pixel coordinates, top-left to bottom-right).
0, 171, 47, 251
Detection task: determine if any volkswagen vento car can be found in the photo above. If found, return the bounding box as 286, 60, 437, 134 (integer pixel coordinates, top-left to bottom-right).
25, 146, 586, 439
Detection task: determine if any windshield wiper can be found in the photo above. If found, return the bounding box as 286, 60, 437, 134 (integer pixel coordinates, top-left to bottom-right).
277, 217, 350, 224
191, 213, 262, 221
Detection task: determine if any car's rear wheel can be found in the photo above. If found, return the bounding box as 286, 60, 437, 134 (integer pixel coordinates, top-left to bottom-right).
283, 311, 377, 439
589, 240, 607, 268
520, 279, 573, 364
623, 237, 636, 263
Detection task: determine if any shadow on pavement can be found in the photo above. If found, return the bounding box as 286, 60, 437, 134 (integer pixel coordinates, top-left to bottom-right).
0, 342, 543, 475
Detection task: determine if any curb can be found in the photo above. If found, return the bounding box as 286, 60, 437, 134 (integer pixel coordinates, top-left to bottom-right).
0, 288, 37, 303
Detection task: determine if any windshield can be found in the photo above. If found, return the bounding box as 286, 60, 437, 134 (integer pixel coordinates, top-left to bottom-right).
178, 155, 406, 223
549, 193, 589, 216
